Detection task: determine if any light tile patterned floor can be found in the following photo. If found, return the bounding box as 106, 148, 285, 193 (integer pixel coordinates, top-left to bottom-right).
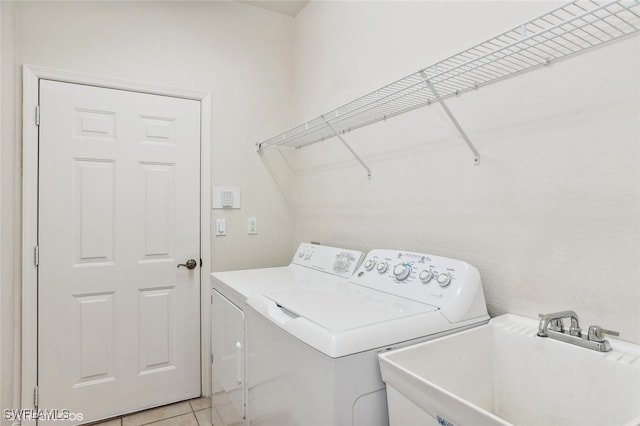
87, 397, 211, 426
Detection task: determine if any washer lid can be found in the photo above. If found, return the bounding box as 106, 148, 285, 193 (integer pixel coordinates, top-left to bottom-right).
250, 283, 458, 358
264, 285, 438, 331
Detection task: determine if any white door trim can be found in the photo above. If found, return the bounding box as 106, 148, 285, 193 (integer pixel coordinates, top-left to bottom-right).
22, 65, 212, 421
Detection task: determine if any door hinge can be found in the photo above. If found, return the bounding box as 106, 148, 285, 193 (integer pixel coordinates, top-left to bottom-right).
34, 385, 39, 409
34, 245, 39, 267
35, 105, 40, 126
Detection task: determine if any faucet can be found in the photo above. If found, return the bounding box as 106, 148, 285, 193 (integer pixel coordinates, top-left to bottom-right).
537, 311, 619, 352
537, 310, 581, 337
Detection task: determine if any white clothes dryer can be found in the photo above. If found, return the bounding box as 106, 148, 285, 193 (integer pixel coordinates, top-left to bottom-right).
246, 249, 490, 426
211, 243, 364, 426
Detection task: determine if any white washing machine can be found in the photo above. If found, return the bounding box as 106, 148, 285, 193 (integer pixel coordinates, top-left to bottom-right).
211, 243, 364, 426
246, 249, 490, 426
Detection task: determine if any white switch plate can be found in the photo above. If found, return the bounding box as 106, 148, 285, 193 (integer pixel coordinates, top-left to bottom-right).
215, 218, 226, 236
248, 217, 257, 235
212, 187, 241, 209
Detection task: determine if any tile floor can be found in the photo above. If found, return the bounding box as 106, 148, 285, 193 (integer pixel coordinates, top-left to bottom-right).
88, 397, 211, 426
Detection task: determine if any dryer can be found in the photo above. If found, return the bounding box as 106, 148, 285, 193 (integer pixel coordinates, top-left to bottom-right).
211, 243, 364, 426
246, 249, 489, 426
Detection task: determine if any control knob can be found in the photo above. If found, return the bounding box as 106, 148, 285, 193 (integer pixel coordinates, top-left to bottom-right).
376, 262, 388, 273
393, 264, 411, 281
419, 270, 433, 284
437, 273, 452, 287
364, 260, 376, 271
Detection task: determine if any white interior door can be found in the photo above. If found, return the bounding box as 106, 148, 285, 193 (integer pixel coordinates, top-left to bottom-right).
38, 80, 201, 424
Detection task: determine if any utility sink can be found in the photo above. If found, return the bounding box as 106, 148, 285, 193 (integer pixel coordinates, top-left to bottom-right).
379, 314, 640, 426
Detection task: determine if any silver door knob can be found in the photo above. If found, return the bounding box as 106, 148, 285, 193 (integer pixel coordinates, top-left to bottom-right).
177, 259, 197, 270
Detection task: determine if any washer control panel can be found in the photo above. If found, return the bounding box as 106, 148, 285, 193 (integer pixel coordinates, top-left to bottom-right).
292, 243, 364, 278
350, 249, 481, 308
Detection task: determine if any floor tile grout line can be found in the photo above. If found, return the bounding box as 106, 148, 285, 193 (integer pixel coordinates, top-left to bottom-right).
138, 410, 197, 426
88, 397, 209, 426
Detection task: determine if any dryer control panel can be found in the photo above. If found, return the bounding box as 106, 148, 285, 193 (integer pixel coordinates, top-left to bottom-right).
350, 249, 487, 322
291, 243, 364, 278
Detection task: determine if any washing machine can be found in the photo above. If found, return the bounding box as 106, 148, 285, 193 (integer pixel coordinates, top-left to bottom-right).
210, 243, 364, 426
246, 249, 490, 426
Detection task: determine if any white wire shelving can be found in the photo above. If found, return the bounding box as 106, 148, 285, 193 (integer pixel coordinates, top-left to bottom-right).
256, 0, 640, 174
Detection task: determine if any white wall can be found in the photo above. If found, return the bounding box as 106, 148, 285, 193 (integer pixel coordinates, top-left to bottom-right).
285, 1, 640, 343
1, 1, 295, 418
0, 1, 4, 421
1, 1, 20, 422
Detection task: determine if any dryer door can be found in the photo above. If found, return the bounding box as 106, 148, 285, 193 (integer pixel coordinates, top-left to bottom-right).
212, 290, 245, 424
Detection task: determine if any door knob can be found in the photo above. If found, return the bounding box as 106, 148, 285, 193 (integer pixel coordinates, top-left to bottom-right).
177, 259, 197, 270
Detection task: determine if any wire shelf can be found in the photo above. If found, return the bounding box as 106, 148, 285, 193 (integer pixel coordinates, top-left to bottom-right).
257, 0, 640, 151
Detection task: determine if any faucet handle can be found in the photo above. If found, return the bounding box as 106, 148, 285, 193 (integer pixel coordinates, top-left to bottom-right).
587, 325, 619, 343
549, 319, 565, 333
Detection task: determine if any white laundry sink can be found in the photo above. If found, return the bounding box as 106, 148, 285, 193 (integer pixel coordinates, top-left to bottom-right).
378, 314, 640, 426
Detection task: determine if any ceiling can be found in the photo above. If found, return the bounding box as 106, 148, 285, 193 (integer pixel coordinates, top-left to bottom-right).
237, 0, 310, 17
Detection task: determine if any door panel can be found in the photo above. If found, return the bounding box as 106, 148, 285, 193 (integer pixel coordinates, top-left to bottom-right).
73, 292, 115, 385
38, 80, 201, 424
74, 159, 115, 263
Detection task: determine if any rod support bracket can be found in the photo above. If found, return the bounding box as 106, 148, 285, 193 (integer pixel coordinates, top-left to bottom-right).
322, 116, 372, 178
420, 71, 480, 165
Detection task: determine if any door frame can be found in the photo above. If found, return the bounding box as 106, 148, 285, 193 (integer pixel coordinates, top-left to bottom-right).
22, 64, 213, 421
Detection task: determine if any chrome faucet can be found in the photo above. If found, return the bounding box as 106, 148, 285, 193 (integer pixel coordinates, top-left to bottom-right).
537, 311, 619, 352
537, 310, 581, 337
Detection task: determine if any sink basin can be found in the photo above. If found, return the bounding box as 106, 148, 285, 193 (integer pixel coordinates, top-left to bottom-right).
379, 314, 640, 426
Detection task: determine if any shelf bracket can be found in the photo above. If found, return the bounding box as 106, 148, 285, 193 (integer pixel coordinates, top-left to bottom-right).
420, 71, 480, 165
322, 117, 372, 178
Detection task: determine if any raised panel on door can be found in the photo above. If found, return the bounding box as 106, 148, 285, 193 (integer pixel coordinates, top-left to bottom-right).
139, 287, 175, 374
72, 292, 115, 387
140, 162, 175, 260
74, 159, 115, 264
38, 79, 201, 424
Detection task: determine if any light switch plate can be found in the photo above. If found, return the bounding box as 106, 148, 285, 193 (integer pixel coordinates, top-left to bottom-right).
248, 217, 257, 235
215, 218, 226, 236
